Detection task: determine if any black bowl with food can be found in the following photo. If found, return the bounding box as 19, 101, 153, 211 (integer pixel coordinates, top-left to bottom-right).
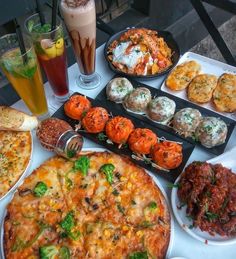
104, 27, 180, 79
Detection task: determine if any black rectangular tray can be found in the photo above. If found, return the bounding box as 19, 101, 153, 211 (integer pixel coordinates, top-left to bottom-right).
53, 95, 195, 182
96, 75, 235, 155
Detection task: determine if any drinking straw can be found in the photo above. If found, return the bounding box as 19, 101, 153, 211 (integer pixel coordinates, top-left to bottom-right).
51, 0, 58, 31
14, 19, 28, 64
36, 0, 46, 25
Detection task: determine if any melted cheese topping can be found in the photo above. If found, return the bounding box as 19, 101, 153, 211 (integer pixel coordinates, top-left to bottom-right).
106, 77, 133, 103
0, 131, 31, 198
147, 96, 176, 123
112, 41, 153, 75
4, 152, 170, 259
173, 108, 202, 136
113, 42, 144, 69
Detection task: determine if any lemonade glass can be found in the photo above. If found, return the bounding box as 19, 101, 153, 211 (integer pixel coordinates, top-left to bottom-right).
0, 33, 48, 118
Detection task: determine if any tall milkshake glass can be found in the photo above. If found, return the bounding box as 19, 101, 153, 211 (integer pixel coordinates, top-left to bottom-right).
60, 0, 101, 89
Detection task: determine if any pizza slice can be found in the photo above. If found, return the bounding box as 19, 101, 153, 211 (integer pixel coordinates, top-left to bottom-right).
57, 152, 115, 222
4, 157, 85, 258
0, 131, 32, 199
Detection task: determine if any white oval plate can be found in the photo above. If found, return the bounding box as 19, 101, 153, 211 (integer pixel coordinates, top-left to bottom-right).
171, 146, 236, 245
1, 147, 174, 258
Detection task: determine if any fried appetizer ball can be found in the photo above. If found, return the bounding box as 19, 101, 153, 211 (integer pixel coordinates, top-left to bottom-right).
151, 141, 183, 169
128, 128, 157, 155
213, 73, 236, 112
105, 116, 134, 144
106, 77, 133, 103
146, 96, 176, 124
187, 74, 218, 104
166, 60, 201, 91
123, 87, 152, 113
82, 107, 109, 133
195, 117, 228, 148
173, 108, 202, 137
64, 94, 91, 120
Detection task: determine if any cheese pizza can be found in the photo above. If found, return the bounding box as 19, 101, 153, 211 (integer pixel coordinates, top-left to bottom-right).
4, 152, 170, 259
0, 131, 32, 199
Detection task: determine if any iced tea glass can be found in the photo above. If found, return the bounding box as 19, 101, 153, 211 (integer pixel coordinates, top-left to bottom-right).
60, 0, 101, 89
0, 33, 49, 118
25, 13, 69, 102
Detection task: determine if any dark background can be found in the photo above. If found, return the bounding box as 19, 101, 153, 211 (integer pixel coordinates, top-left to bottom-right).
0, 0, 234, 105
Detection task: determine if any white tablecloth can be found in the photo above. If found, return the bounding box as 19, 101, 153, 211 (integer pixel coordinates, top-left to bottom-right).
1, 45, 236, 259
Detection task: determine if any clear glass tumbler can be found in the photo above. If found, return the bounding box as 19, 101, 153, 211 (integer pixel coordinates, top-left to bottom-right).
25, 13, 69, 103
0, 33, 49, 118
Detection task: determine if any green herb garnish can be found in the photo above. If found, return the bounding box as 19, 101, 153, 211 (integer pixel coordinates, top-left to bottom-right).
12, 221, 20, 226
60, 212, 74, 232
99, 163, 115, 184
67, 149, 76, 158
138, 221, 156, 229
67, 230, 81, 241
59, 212, 80, 241
204, 125, 213, 132
204, 203, 218, 222
59, 246, 70, 259
11, 237, 26, 252
122, 143, 128, 149
39, 245, 58, 259
167, 182, 181, 189
205, 190, 212, 198
33, 181, 48, 197
12, 222, 49, 252
221, 197, 229, 210
148, 201, 157, 210
97, 132, 107, 141
205, 211, 218, 222
74, 156, 90, 176
65, 176, 73, 190
192, 133, 199, 142
186, 215, 194, 221
129, 251, 148, 259
81, 111, 87, 118
27, 20, 34, 32
32, 23, 51, 33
